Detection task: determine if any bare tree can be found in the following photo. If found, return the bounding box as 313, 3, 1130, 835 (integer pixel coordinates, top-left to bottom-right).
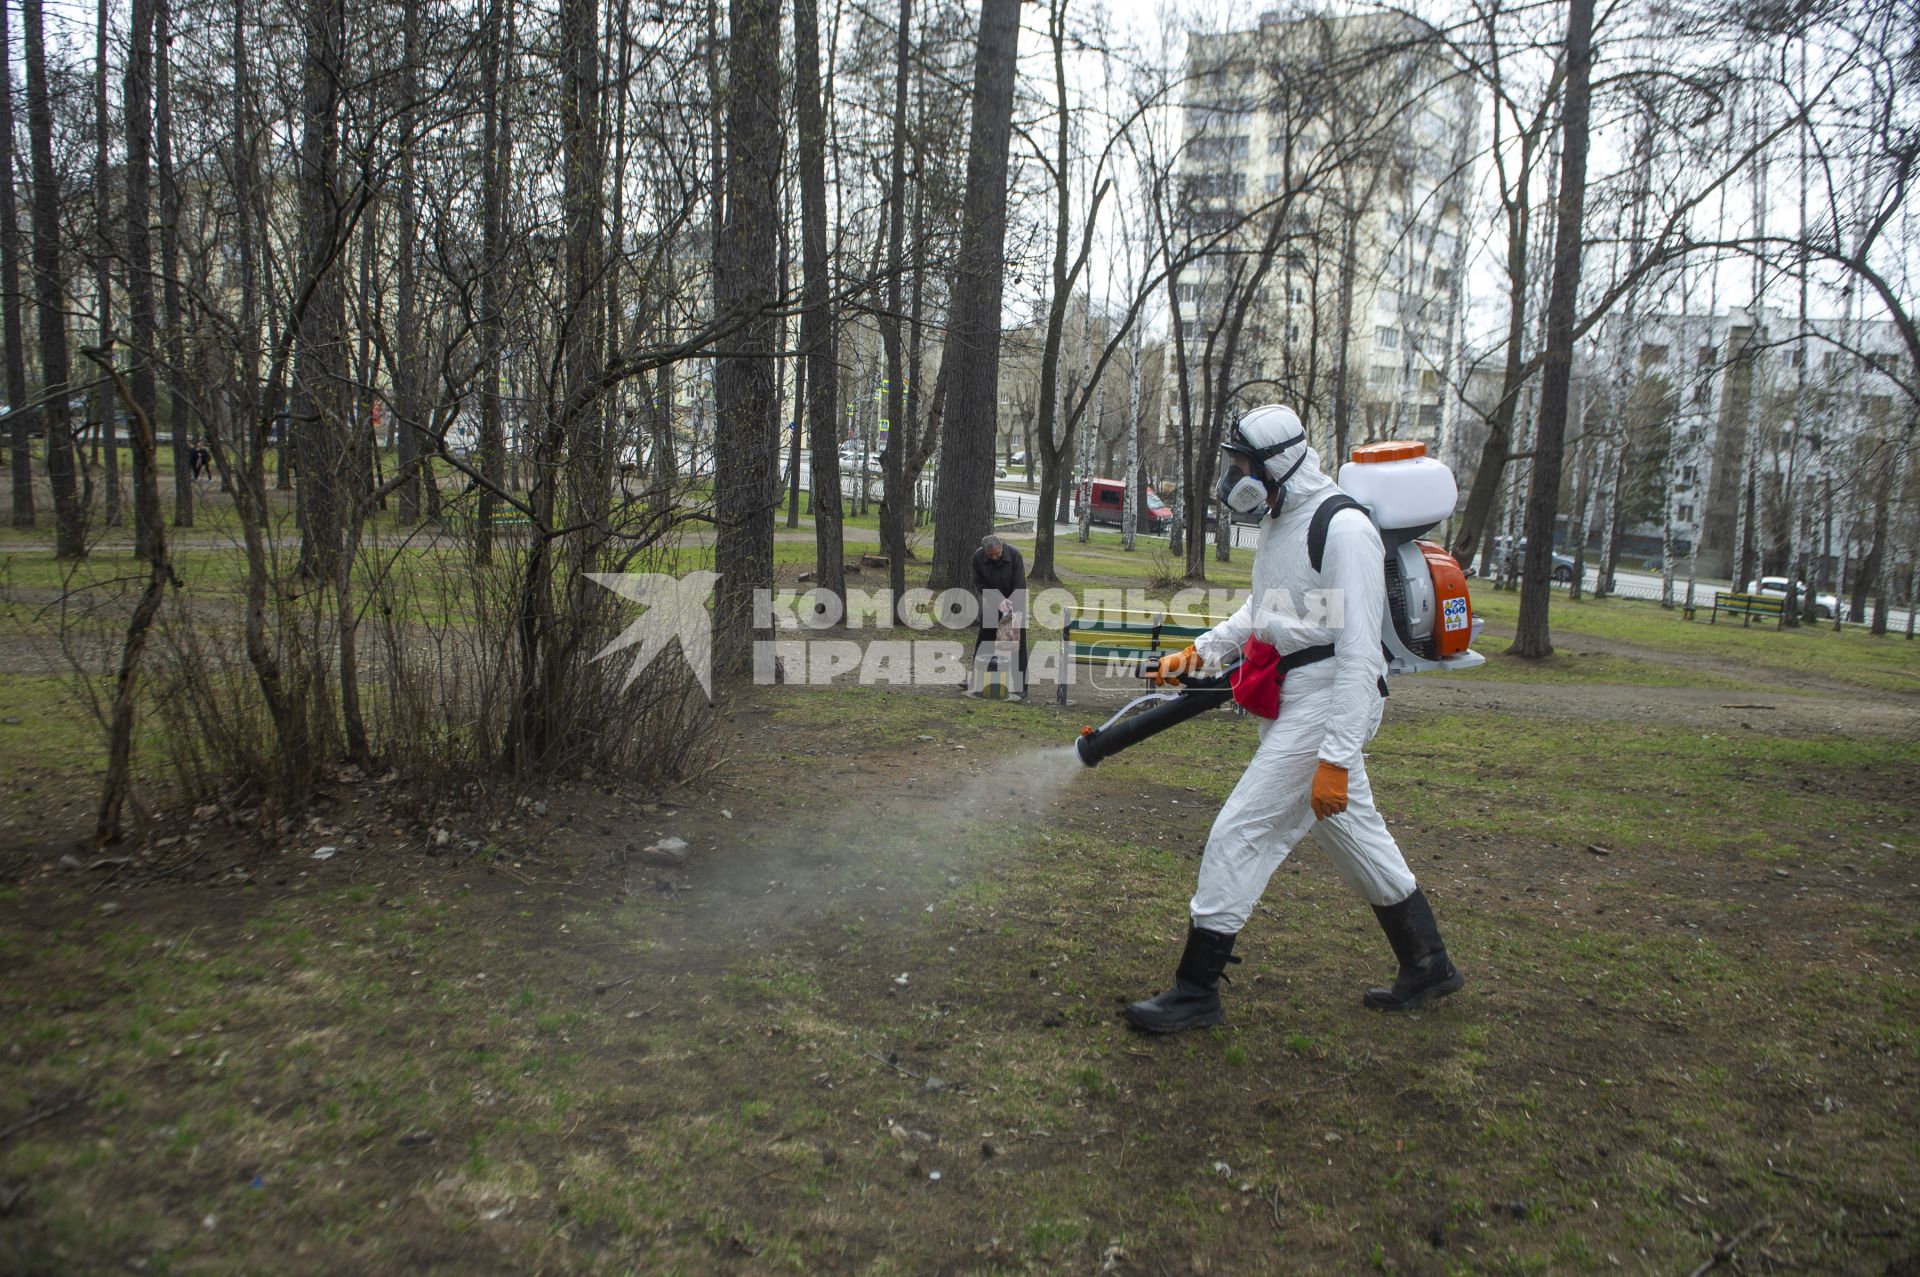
92, 0, 121, 528
21, 0, 82, 558
926, 0, 1021, 593
795, 0, 843, 603
0, 0, 30, 527
156, 0, 190, 528
711, 0, 783, 675
1511, 0, 1592, 659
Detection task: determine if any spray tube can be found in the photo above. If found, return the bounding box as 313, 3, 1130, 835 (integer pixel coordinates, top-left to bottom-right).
1073, 663, 1237, 768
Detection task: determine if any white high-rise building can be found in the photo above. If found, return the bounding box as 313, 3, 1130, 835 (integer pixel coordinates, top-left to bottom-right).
1173, 12, 1476, 462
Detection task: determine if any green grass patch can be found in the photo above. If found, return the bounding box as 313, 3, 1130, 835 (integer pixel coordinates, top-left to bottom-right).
1471, 588, 1920, 695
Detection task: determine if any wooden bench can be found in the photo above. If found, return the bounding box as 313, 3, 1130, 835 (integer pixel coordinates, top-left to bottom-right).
1057, 605, 1229, 705
440, 504, 533, 537
1709, 591, 1784, 627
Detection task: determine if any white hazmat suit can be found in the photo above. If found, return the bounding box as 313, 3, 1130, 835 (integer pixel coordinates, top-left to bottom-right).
1186, 435, 1418, 933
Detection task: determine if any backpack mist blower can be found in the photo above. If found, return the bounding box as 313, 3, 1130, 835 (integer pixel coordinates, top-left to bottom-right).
1073, 441, 1484, 769
1074, 667, 1236, 768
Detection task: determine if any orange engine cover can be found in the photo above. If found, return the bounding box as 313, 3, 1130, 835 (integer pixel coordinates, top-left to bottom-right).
1417, 540, 1473, 658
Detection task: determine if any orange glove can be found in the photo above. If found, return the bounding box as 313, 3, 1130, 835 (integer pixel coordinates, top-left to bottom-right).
1150, 646, 1202, 686
1310, 761, 1349, 820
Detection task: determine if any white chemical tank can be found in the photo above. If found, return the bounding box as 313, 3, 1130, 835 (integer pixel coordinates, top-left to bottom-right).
1338, 441, 1457, 534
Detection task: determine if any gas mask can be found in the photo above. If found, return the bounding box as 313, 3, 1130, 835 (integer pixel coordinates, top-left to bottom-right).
1216, 460, 1271, 515
1217, 427, 1307, 519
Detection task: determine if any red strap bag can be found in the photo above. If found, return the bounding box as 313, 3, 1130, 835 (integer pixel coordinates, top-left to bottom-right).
1229, 638, 1282, 719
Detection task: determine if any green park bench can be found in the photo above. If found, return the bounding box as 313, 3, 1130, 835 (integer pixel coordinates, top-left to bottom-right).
1709, 590, 1784, 628
439, 504, 533, 537
1057, 604, 1231, 705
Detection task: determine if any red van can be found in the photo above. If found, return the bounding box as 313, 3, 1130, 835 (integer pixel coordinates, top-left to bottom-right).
1075, 478, 1173, 533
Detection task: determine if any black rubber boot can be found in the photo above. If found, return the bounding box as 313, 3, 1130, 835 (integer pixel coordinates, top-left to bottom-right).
1364, 888, 1465, 1011
1123, 926, 1240, 1033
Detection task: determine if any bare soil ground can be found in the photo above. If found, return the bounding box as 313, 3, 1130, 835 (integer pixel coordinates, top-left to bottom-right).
1, 627, 1916, 1274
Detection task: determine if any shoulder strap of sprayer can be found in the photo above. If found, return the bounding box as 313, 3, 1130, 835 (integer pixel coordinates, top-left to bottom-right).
1308, 494, 1366, 573
1304, 493, 1390, 701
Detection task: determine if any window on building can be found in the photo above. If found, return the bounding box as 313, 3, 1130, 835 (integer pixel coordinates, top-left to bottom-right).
1419, 403, 1442, 428
1285, 323, 1300, 345
1268, 134, 1284, 155
1265, 173, 1282, 197
1185, 172, 1245, 201
1421, 369, 1439, 393
1370, 365, 1397, 387
1676, 502, 1694, 523
1640, 342, 1669, 366
1680, 463, 1697, 486
1431, 266, 1452, 291
1698, 345, 1716, 369
1192, 134, 1249, 162
1375, 326, 1400, 350
1287, 285, 1305, 305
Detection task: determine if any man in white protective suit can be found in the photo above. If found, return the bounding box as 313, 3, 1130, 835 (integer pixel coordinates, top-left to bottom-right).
1122, 404, 1465, 1033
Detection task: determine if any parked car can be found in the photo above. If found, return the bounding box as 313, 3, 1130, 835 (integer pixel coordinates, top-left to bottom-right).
1480, 537, 1577, 584
1074, 478, 1174, 533
1746, 576, 1837, 619
837, 442, 886, 475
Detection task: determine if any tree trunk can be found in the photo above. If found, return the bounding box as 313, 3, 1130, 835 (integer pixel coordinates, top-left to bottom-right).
156, 0, 191, 529
1598, 434, 1629, 597
293, 0, 346, 581
477, 0, 509, 558
1331, 214, 1357, 465
124, 0, 161, 561
229, 0, 262, 488
1511, 0, 1593, 659
711, 0, 783, 677
1122, 333, 1141, 551
1029, 0, 1075, 583
394, 0, 423, 522
926, 0, 1021, 593
85, 353, 168, 847
879, 0, 912, 620
785, 351, 804, 528
1857, 465, 1891, 632
93, 0, 119, 529
22, 0, 82, 558
0, 0, 31, 528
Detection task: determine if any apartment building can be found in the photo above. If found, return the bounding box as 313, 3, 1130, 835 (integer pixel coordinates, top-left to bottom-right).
1173, 11, 1476, 460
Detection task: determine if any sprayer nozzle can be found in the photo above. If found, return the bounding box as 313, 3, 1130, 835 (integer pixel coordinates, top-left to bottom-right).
1079, 725, 1092, 736
1074, 733, 1100, 768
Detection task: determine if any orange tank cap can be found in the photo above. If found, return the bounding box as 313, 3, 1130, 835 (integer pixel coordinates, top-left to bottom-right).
1349, 440, 1428, 463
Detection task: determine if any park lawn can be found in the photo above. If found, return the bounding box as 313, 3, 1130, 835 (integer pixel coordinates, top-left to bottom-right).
1462, 633, 1771, 690
1469, 589, 1919, 696
2, 681, 1916, 1274
0, 676, 128, 831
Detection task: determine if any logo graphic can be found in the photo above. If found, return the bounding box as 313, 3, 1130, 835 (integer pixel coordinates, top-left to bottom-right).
588, 571, 721, 695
